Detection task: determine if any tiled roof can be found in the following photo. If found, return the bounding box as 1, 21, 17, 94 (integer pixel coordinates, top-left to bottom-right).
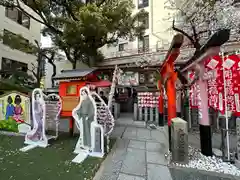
53, 68, 96, 79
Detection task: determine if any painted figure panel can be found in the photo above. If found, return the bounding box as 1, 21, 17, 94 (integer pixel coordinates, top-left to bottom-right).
0, 92, 31, 133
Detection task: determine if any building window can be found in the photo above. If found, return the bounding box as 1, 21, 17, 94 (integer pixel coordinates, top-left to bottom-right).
138, 12, 149, 29
118, 43, 127, 51
138, 0, 148, 8
3, 29, 29, 52
138, 35, 149, 53
5, 7, 30, 29
1, 57, 28, 78
66, 85, 77, 95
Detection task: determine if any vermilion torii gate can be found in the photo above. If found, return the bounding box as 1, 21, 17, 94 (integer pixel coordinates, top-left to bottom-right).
159, 29, 230, 156
158, 34, 184, 151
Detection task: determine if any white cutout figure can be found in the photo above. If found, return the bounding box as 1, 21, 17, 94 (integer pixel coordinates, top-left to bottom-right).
72, 86, 115, 163
20, 88, 62, 152
72, 87, 97, 154
25, 88, 48, 147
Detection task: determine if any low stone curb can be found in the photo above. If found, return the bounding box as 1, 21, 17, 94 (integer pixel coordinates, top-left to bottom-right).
93, 138, 119, 180
0, 131, 25, 137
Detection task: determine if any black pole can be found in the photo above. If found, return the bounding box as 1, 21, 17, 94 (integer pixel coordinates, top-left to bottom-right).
199, 124, 212, 156
158, 112, 164, 126
168, 125, 172, 152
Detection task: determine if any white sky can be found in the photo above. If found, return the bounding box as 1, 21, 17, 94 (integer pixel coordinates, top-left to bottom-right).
40, 35, 52, 48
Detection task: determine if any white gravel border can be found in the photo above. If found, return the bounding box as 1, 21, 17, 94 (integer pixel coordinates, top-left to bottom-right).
166, 146, 240, 176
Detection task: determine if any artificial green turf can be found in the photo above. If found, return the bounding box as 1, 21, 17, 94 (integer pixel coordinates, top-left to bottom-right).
0, 134, 116, 180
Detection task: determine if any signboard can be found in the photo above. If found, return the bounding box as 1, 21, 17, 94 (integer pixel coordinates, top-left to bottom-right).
45, 100, 61, 130
118, 72, 139, 86
62, 96, 79, 112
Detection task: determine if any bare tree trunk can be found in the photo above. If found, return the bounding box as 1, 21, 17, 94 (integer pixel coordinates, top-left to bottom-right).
48, 60, 56, 87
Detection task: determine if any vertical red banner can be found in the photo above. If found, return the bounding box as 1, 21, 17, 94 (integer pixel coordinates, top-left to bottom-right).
224, 55, 240, 115
205, 55, 224, 114
189, 71, 200, 108
206, 55, 240, 115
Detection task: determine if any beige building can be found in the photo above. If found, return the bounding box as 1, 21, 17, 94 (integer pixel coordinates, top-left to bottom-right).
0, 5, 41, 75
99, 0, 175, 67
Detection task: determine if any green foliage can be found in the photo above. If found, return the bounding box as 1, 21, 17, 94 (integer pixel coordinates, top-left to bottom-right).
0, 32, 37, 55
0, 70, 37, 93
0, 0, 147, 67
0, 118, 19, 132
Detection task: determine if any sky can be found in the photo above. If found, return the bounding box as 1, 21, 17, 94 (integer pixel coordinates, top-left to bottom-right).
40, 35, 52, 48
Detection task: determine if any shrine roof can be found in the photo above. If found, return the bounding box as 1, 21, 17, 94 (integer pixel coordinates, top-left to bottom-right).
53, 68, 96, 79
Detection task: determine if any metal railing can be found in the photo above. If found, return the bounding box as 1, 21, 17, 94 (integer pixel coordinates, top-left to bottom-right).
103, 45, 170, 60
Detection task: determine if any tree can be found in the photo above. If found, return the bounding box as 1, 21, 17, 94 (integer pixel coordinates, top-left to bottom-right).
0, 70, 35, 93
0, 32, 63, 88
165, 0, 240, 52
0, 0, 147, 68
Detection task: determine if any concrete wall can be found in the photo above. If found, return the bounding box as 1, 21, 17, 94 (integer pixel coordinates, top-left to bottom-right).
0, 5, 41, 71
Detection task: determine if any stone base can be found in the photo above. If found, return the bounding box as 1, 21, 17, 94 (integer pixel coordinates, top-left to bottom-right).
235, 159, 240, 168
212, 148, 222, 157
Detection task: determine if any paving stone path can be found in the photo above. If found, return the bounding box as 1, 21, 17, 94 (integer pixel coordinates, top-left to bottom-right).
93, 123, 172, 180
93, 116, 239, 180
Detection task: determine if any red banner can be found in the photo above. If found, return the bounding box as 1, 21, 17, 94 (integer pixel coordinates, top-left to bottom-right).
205, 55, 224, 113
189, 54, 240, 116
224, 55, 240, 116
205, 55, 240, 115
189, 71, 200, 108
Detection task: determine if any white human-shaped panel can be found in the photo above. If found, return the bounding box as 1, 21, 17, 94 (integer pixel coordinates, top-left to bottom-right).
72, 86, 97, 153
25, 88, 48, 147
24, 89, 62, 148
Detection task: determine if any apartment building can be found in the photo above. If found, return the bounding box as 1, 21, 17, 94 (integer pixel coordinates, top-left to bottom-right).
0, 5, 41, 77
99, 0, 174, 67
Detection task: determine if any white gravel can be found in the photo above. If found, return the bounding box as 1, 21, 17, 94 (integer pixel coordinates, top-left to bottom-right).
167, 146, 240, 176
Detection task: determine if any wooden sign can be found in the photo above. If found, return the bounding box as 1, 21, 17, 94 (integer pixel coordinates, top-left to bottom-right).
45, 100, 60, 130
62, 96, 79, 112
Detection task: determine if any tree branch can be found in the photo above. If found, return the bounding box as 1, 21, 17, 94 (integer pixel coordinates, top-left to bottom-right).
190, 21, 201, 49
97, 0, 106, 6
172, 19, 196, 47
28, 65, 37, 79
51, 0, 79, 21
15, 0, 45, 25
16, 0, 63, 35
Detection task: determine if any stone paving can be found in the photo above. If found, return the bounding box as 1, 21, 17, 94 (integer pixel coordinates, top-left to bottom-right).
93, 115, 239, 180
93, 123, 172, 180
57, 115, 238, 180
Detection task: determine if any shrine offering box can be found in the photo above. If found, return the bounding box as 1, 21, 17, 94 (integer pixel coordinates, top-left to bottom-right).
59, 81, 86, 116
